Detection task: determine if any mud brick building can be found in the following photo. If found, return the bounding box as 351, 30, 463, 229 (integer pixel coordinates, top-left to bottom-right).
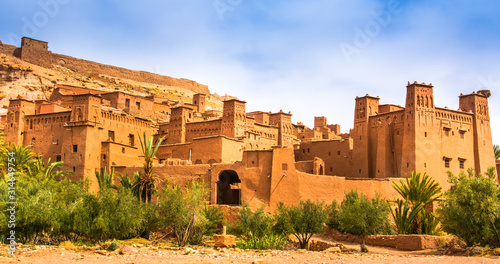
3, 38, 497, 209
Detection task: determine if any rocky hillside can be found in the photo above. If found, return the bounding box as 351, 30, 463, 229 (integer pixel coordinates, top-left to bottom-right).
0, 40, 230, 116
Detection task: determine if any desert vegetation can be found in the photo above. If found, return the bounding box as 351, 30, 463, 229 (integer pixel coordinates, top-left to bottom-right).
1, 138, 499, 253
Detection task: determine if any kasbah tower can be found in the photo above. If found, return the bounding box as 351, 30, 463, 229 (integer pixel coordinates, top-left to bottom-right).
350, 82, 495, 188
1, 37, 498, 209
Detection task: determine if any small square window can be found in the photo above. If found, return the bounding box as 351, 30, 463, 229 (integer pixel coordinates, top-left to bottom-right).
459, 160, 465, 169
328, 152, 331, 156
282, 163, 288, 171
337, 151, 341, 155
445, 159, 450, 168
72, 145, 78, 152
56, 155, 61, 162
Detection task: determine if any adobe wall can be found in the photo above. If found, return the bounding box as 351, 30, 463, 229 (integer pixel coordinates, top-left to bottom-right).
100, 141, 143, 169
22, 111, 71, 162
118, 164, 212, 188
297, 173, 346, 204
295, 139, 353, 176
21, 37, 48, 50
192, 136, 243, 164
157, 143, 192, 162
367, 111, 405, 179
210, 151, 273, 209
0, 43, 17, 55
185, 119, 222, 142
496, 160, 500, 181
18, 46, 53, 68
345, 178, 399, 200
246, 122, 279, 149
101, 92, 155, 118
295, 160, 314, 174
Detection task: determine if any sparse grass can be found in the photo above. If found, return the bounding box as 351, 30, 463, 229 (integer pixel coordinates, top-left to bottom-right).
59, 241, 75, 250
118, 237, 152, 246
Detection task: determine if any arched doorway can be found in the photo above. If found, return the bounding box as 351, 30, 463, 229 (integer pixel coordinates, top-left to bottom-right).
217, 170, 241, 205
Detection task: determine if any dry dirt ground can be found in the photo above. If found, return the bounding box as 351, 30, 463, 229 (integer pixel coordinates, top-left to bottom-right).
1, 239, 498, 264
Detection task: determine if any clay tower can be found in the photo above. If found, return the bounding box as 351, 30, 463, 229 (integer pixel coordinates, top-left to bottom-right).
221, 99, 246, 138
70, 94, 102, 124
351, 94, 379, 177
168, 106, 193, 144
400, 82, 438, 178
193, 93, 206, 113
459, 91, 496, 173
4, 99, 35, 145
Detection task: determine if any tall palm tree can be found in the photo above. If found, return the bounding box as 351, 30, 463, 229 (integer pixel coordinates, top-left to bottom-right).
494, 144, 500, 160
392, 172, 442, 234
136, 133, 165, 203
0, 144, 35, 174
26, 156, 73, 183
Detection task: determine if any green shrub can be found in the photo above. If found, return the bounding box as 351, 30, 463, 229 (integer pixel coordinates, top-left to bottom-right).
237, 233, 288, 250
235, 205, 274, 238
203, 206, 225, 236
437, 167, 500, 247
72, 187, 145, 241
157, 181, 209, 247
337, 190, 391, 245
326, 200, 340, 230
274, 199, 328, 249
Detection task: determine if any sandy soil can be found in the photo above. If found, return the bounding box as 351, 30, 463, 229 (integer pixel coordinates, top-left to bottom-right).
1, 241, 498, 264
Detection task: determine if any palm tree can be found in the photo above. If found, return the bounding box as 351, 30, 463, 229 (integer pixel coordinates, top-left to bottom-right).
392, 172, 442, 234
136, 133, 165, 203
0, 133, 7, 147
26, 156, 73, 183
0, 144, 35, 174
494, 144, 500, 160
95, 167, 117, 190
118, 171, 141, 198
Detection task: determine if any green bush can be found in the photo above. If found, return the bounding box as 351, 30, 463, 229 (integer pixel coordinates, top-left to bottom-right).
234, 204, 274, 238
437, 167, 500, 247
336, 190, 391, 245
0, 174, 148, 243
237, 233, 288, 250
203, 206, 225, 236
157, 181, 209, 247
326, 200, 340, 230
274, 200, 328, 249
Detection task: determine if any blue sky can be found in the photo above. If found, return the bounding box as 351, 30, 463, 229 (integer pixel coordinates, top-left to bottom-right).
1, 0, 499, 143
